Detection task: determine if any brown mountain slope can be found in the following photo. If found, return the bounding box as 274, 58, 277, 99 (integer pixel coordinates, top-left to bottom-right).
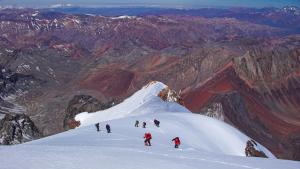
182, 58, 300, 160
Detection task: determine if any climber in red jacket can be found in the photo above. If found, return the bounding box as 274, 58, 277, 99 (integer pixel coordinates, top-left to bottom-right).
172, 137, 181, 148
144, 132, 152, 146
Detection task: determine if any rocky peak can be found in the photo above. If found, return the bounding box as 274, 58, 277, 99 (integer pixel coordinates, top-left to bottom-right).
233, 47, 300, 88
281, 6, 300, 15
0, 113, 41, 145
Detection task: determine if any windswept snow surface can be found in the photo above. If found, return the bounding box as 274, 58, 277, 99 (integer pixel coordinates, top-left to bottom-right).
0, 82, 299, 169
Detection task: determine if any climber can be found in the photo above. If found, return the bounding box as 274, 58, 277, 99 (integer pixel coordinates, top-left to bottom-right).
142, 122, 146, 128
95, 123, 100, 132
106, 124, 111, 133
135, 120, 139, 127
154, 119, 160, 127
172, 137, 181, 148
144, 132, 152, 146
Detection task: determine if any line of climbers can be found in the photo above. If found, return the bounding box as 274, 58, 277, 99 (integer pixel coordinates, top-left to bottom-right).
143, 133, 180, 148
95, 123, 111, 133
135, 119, 160, 128
95, 119, 180, 149
138, 119, 180, 148
94, 120, 267, 156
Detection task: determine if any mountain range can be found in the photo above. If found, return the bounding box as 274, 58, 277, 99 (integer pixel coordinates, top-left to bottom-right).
0, 6, 299, 160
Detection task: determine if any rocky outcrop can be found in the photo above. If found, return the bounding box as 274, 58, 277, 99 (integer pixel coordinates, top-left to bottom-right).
0, 66, 41, 97
245, 140, 268, 158
199, 102, 225, 121
0, 114, 41, 145
64, 95, 116, 130
158, 87, 184, 105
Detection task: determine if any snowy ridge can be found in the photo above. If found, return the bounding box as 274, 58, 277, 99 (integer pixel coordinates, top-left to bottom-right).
73, 81, 273, 157
1, 81, 299, 169
75, 81, 189, 126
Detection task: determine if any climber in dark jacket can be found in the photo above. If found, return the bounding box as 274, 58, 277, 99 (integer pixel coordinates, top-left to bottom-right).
135, 120, 139, 127
106, 124, 111, 133
142, 122, 146, 128
95, 123, 100, 132
154, 119, 160, 127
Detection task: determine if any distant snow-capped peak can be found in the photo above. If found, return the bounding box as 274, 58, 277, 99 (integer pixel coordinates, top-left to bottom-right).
111, 15, 136, 20
50, 3, 73, 8
281, 6, 299, 15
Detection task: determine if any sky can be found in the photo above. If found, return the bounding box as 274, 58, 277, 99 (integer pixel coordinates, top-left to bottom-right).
0, 0, 299, 8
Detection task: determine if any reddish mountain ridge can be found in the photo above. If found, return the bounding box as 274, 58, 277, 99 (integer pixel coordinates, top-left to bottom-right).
182, 54, 300, 159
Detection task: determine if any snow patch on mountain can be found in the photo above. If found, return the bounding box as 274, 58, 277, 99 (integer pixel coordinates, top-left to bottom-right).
31, 11, 39, 17
50, 3, 73, 8
111, 15, 136, 20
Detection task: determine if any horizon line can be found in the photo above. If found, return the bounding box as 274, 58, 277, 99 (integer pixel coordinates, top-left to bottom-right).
0, 4, 299, 10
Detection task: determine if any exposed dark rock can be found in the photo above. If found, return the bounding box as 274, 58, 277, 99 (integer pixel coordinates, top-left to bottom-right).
64, 95, 117, 130
199, 102, 225, 121
0, 65, 41, 97
157, 86, 184, 105
289, 133, 300, 160
0, 114, 41, 145
245, 140, 268, 158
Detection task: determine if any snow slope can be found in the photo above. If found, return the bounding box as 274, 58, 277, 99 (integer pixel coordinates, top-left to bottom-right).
0, 81, 299, 169
75, 81, 189, 126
